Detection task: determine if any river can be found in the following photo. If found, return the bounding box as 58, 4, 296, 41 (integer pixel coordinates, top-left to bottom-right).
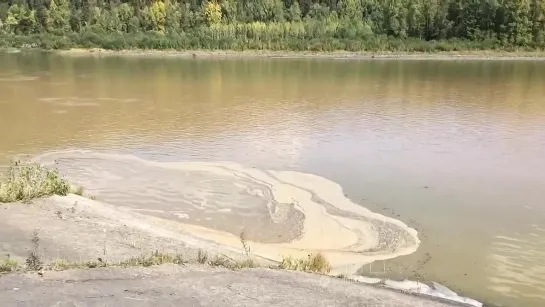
1, 52, 544, 307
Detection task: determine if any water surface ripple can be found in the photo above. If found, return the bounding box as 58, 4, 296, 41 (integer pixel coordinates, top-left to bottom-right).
1, 53, 545, 307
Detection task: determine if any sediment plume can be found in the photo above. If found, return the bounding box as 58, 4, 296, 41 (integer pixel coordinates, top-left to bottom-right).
33, 150, 420, 273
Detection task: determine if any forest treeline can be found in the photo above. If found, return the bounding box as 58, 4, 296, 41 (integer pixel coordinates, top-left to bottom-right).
0, 0, 544, 51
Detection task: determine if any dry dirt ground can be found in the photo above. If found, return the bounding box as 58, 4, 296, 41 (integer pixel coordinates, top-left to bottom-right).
0, 195, 262, 266
0, 264, 465, 307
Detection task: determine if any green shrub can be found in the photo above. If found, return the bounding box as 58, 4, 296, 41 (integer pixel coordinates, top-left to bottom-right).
0, 160, 81, 203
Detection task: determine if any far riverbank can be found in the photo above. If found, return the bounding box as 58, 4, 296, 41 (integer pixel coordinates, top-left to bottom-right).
3, 47, 545, 61
56, 48, 545, 60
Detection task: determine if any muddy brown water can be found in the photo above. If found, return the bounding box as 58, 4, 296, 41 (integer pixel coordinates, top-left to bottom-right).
1, 52, 545, 307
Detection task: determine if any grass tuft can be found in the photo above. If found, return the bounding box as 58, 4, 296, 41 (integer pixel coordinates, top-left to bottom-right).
51, 259, 80, 270
279, 253, 331, 274
235, 258, 257, 269
50, 259, 107, 270
209, 255, 230, 267
197, 249, 208, 264
50, 259, 73, 270
12, 249, 330, 275
0, 255, 18, 273
0, 161, 72, 203
119, 250, 186, 267
43, 250, 256, 272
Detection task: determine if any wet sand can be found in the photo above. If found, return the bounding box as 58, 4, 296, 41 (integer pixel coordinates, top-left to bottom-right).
28, 150, 420, 274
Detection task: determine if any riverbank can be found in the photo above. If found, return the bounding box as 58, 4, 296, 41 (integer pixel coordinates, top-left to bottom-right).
0, 263, 471, 307
55, 48, 545, 60
0, 150, 482, 306
0, 194, 480, 307
3, 47, 545, 61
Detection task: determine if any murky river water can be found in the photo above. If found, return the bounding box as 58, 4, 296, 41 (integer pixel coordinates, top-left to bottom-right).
1, 52, 544, 307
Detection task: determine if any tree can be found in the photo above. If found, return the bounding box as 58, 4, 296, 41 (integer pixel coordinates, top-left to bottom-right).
164, 1, 181, 32
220, 0, 238, 22
0, 3, 9, 22
34, 0, 47, 30
382, 0, 408, 38
500, 0, 532, 44
477, 0, 499, 39
98, 6, 122, 31
202, 0, 221, 25
307, 2, 330, 20
0, 0, 544, 49
530, 0, 545, 42
286, 0, 301, 21
81, 0, 92, 26
5, 4, 36, 34
244, 0, 284, 22
421, 0, 437, 39
298, 0, 312, 16
48, 0, 71, 32
118, 2, 134, 32
406, 0, 422, 38
150, 0, 166, 31
432, 0, 452, 39
338, 0, 362, 21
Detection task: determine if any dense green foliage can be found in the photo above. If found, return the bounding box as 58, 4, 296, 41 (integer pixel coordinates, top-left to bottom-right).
0, 0, 544, 51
